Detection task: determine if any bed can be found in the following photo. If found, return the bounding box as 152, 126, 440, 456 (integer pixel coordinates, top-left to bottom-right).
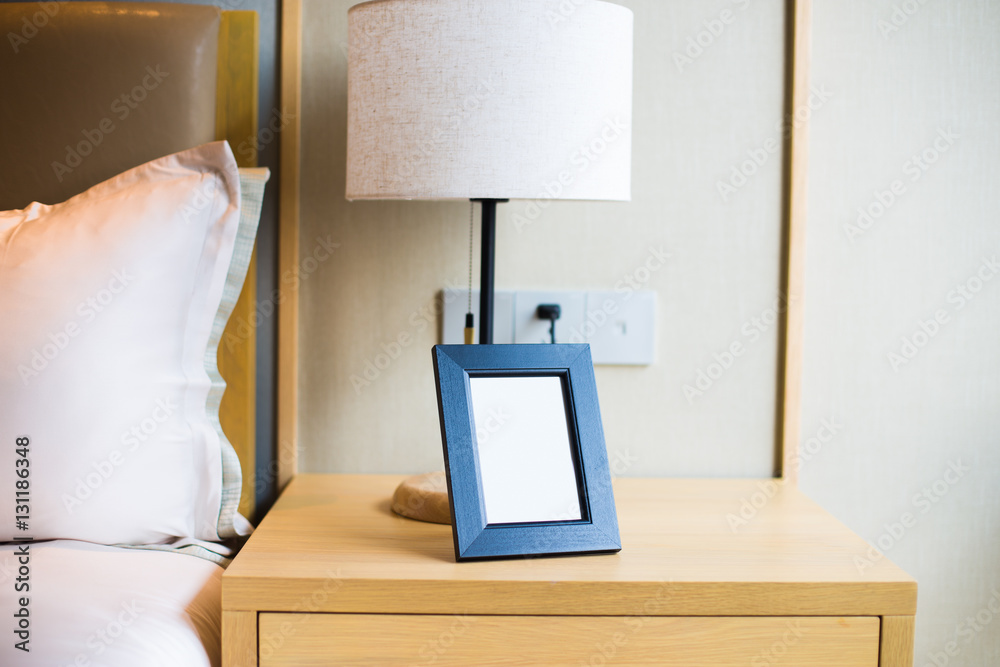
0, 3, 275, 664
0, 540, 226, 665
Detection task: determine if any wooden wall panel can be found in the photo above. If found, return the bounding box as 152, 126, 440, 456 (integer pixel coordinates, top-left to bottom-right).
216, 10, 260, 519
278, 0, 302, 490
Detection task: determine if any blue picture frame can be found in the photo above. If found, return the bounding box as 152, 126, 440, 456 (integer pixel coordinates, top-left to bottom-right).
432, 344, 621, 561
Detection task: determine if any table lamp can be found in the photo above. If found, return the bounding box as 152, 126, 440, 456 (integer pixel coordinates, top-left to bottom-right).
346, 0, 633, 521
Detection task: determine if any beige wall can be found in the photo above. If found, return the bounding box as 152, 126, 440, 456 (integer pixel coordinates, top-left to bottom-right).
299, 0, 787, 476
799, 1, 1000, 664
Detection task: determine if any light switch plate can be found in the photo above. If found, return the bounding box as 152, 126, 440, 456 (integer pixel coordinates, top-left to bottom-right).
585, 291, 656, 365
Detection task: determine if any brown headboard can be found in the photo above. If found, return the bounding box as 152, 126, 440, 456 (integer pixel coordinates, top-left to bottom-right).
0, 2, 224, 207
0, 1, 261, 519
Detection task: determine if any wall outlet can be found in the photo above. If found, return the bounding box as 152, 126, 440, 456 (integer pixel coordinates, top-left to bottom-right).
441, 288, 655, 365
513, 291, 586, 345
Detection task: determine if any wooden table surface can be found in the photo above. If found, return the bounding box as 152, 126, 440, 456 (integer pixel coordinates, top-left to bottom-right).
223, 474, 916, 618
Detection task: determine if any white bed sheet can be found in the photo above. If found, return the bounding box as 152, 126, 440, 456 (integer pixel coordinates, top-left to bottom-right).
0, 539, 222, 666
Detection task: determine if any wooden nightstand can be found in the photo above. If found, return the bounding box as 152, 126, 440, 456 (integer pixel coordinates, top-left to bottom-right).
222, 474, 916, 666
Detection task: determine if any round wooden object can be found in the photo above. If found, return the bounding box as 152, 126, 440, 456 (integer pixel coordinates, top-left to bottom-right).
391, 471, 451, 524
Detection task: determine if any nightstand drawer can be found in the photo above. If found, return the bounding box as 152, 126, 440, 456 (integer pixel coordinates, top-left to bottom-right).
258, 613, 880, 666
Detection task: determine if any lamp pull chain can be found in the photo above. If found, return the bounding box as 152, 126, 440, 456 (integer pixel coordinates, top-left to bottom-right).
464, 201, 475, 345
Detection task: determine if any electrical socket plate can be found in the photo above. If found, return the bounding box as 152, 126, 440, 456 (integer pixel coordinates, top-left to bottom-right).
513, 291, 586, 345
441, 288, 655, 365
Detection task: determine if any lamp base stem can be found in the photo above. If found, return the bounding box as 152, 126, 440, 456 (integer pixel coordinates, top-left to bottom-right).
470, 198, 507, 345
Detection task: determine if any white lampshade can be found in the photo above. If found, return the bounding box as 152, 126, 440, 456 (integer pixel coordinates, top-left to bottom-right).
346, 0, 633, 201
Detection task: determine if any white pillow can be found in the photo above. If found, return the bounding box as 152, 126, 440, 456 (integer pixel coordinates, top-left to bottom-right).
0, 142, 264, 545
